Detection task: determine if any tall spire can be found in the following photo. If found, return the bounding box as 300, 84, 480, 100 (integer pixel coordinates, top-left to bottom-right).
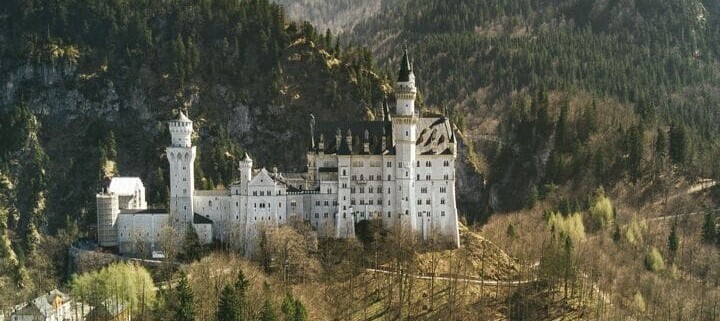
397, 49, 413, 82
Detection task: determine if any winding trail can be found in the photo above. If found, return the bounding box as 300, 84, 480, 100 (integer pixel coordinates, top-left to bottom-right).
365, 268, 535, 287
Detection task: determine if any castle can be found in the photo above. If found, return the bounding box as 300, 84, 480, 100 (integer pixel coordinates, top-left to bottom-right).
96, 51, 461, 255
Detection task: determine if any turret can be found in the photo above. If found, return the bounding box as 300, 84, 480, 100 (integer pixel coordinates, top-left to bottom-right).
239, 152, 253, 195
395, 50, 417, 116
166, 111, 196, 226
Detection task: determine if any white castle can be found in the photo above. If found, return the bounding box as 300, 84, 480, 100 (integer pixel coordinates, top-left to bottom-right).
96, 52, 461, 255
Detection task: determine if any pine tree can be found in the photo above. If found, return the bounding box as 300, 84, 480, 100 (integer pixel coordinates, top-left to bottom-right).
667, 221, 678, 260
701, 211, 717, 244
182, 224, 202, 262
261, 297, 278, 321
293, 299, 308, 321
174, 273, 195, 321
669, 123, 688, 166
281, 294, 296, 321
218, 285, 240, 321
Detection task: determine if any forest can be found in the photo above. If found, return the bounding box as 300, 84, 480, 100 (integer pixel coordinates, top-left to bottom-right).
1, 0, 720, 319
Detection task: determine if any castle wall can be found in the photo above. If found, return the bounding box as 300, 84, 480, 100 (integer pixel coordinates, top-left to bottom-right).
116, 213, 168, 254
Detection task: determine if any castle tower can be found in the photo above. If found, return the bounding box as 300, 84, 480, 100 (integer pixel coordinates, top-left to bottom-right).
393, 50, 419, 233
239, 152, 253, 195
96, 192, 120, 247
166, 111, 196, 226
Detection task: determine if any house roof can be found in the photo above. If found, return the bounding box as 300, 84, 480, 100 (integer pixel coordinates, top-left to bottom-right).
107, 177, 144, 196
309, 117, 454, 156
14, 289, 71, 317
398, 50, 413, 82
193, 213, 213, 224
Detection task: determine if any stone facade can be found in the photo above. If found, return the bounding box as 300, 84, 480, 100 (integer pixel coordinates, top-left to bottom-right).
96, 52, 461, 255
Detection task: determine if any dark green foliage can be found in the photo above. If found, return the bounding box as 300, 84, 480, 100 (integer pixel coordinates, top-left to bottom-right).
668, 221, 679, 260
218, 285, 240, 321
182, 224, 202, 262
701, 211, 718, 244
261, 297, 278, 321
173, 273, 195, 321
669, 124, 688, 166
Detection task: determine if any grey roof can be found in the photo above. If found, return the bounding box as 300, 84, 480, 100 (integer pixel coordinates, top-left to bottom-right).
193, 213, 213, 224
119, 208, 168, 215
398, 50, 413, 82
310, 117, 454, 156
311, 120, 392, 155
87, 300, 128, 319
15, 289, 71, 317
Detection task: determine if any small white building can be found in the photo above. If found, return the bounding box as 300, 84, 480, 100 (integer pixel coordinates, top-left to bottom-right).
10, 290, 72, 321
97, 51, 460, 256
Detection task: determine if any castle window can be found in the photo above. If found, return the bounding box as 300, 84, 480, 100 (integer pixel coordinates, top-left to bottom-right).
351, 187, 356, 193
417, 199, 422, 205
406, 131, 409, 136
387, 161, 392, 167
387, 212, 391, 218
183, 178, 186, 182
279, 202, 282, 208
324, 213, 328, 218
342, 169, 347, 176
352, 175, 357, 181
405, 171, 409, 177
369, 175, 373, 181
343, 213, 347, 218
253, 191, 257, 196
426, 199, 431, 205
183, 166, 186, 170
360, 199, 365, 205
426, 174, 431, 180
290, 200, 296, 207
444, 174, 449, 180
376, 175, 381, 180
421, 187, 427, 193
208, 200, 212, 206
440, 187, 447, 193
260, 191, 265, 196
236, 202, 239, 206
369, 187, 374, 193
417, 174, 420, 180
426, 161, 431, 167
360, 187, 365, 193
343, 206, 346, 210
360, 174, 364, 181
333, 200, 338, 206
417, 161, 420, 167
417, 212, 421, 217
324, 200, 329, 206
387, 187, 391, 194
388, 200, 391, 205
369, 199, 374, 205
441, 198, 446, 205
327, 188, 332, 194
441, 211, 446, 217
315, 200, 320, 206
443, 160, 449, 167
351, 199, 356, 205
315, 213, 319, 218
405, 210, 409, 215
387, 175, 391, 181
361, 212, 365, 218
342, 183, 347, 188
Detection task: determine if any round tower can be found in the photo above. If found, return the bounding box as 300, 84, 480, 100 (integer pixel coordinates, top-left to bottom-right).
239, 152, 253, 195
166, 111, 196, 226
395, 50, 417, 116
392, 50, 419, 233
97, 192, 120, 247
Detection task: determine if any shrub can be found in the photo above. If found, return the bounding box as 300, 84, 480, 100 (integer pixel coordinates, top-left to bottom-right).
644, 247, 665, 272
587, 189, 613, 232
547, 211, 585, 243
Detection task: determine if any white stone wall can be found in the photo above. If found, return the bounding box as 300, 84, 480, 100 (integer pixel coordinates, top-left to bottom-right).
116, 213, 169, 253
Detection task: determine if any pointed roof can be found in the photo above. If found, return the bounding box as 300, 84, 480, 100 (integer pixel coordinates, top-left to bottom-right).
397, 50, 413, 82
241, 152, 252, 162
178, 110, 191, 122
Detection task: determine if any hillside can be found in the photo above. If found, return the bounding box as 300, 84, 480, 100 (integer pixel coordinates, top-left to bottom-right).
0, 0, 391, 304
345, 0, 720, 221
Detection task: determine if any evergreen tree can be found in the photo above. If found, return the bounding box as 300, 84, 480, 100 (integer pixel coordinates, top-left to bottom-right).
182, 223, 202, 262
701, 211, 717, 244
173, 273, 195, 321
293, 299, 308, 321
669, 124, 688, 166
218, 285, 240, 321
281, 293, 296, 321
261, 297, 278, 321
667, 221, 678, 260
